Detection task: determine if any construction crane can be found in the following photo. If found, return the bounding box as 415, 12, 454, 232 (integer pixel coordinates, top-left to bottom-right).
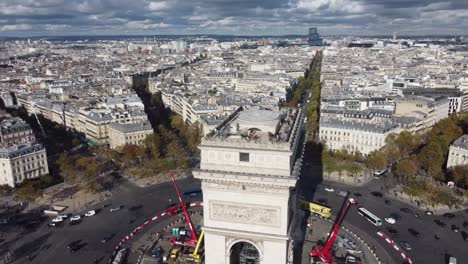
168, 171, 199, 247
184, 229, 205, 263
310, 197, 357, 264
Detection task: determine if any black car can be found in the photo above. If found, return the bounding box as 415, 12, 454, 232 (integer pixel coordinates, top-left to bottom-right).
400, 208, 412, 214
371, 191, 383, 198
353, 192, 362, 197
390, 213, 402, 220
69, 245, 80, 253
384, 199, 391, 205
464, 221, 468, 229
452, 224, 460, 233
408, 228, 420, 237
386, 227, 399, 236
434, 219, 446, 227
443, 213, 455, 219
67, 240, 81, 249
462, 231, 468, 241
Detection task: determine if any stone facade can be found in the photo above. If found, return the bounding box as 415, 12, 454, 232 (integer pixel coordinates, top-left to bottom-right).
193, 108, 305, 264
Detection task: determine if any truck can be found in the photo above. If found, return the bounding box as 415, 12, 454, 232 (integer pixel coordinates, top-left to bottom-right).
449, 256, 457, 264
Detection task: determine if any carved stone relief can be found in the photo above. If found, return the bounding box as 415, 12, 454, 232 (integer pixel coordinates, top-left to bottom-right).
210, 201, 280, 227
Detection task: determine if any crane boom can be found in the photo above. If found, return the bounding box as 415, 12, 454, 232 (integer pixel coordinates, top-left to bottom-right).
168, 171, 198, 243
310, 197, 357, 263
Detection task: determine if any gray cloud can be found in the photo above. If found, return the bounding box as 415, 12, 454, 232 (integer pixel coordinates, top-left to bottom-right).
0, 0, 467, 36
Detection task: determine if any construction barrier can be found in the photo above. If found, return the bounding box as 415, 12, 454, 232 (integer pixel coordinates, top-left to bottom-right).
107, 201, 203, 264
376, 231, 414, 264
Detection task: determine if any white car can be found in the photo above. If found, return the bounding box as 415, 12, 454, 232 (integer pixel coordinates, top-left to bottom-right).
51, 217, 64, 223
385, 217, 396, 224
324, 187, 334, 192
85, 210, 96, 217
70, 215, 81, 221
58, 213, 69, 219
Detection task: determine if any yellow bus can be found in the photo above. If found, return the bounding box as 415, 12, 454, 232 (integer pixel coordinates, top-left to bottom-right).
299, 199, 332, 219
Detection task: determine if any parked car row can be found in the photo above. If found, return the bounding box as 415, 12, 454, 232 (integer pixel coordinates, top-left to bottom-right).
48, 205, 123, 228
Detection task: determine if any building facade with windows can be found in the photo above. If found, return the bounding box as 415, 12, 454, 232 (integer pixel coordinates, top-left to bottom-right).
0, 142, 48, 187
447, 135, 468, 168
0, 118, 35, 146
108, 122, 153, 150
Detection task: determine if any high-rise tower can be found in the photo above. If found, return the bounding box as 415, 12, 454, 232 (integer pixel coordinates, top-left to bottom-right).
308, 27, 323, 46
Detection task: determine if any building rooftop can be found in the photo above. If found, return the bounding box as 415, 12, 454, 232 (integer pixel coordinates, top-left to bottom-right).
451, 135, 468, 150
207, 108, 302, 144
0, 141, 45, 159
109, 121, 153, 133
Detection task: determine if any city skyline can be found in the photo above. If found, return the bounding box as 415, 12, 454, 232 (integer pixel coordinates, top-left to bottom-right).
1, 0, 468, 37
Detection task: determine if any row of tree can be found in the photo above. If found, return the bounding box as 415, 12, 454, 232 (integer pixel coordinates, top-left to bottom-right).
366, 113, 468, 187
404, 179, 463, 209
305, 51, 323, 140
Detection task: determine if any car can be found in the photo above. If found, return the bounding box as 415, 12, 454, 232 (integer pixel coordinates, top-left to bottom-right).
70, 215, 81, 221
324, 187, 334, 192
386, 227, 399, 236
452, 224, 460, 233
434, 219, 447, 227
58, 213, 70, 219
408, 228, 420, 237
67, 240, 80, 249
110, 205, 121, 212
150, 246, 163, 259
399, 241, 412, 251
85, 210, 96, 217
337, 191, 348, 197
51, 217, 64, 223
462, 231, 468, 241
370, 191, 383, 197
48, 222, 60, 227
385, 217, 396, 224
425, 210, 434, 215
374, 170, 388, 178
384, 199, 391, 205
464, 221, 468, 229
353, 192, 362, 197
69, 245, 80, 253
390, 213, 402, 220
69, 220, 81, 226
400, 208, 412, 214
443, 213, 455, 219
101, 234, 114, 243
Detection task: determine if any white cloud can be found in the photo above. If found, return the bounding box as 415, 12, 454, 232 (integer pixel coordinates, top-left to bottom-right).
45, 24, 70, 31
0, 24, 32, 31
149, 1, 170, 11
296, 0, 365, 13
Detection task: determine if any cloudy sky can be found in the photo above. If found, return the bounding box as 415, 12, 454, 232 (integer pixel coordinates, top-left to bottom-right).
0, 0, 467, 36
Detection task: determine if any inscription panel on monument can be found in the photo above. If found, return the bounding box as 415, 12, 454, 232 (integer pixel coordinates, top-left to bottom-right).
209, 200, 281, 227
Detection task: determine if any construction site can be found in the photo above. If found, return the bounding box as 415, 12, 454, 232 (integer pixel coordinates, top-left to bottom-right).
108, 171, 372, 264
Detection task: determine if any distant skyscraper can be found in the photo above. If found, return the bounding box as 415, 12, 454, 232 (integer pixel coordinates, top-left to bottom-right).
308, 27, 323, 46
393, 32, 397, 41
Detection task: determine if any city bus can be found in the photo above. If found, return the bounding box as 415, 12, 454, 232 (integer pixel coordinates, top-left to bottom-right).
357, 207, 382, 226
299, 200, 332, 219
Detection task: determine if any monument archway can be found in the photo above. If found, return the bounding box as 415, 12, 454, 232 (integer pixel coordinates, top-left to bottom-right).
229, 241, 261, 264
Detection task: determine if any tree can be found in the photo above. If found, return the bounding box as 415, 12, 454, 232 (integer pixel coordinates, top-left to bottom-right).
395, 159, 417, 182
394, 131, 419, 157
418, 142, 444, 179
15, 181, 43, 203
452, 165, 468, 188
170, 115, 185, 134
143, 133, 161, 159
0, 185, 13, 196
121, 144, 141, 162
56, 152, 77, 183
366, 151, 387, 172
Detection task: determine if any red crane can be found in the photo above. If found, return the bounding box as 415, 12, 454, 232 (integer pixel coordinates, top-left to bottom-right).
168, 171, 199, 247
310, 197, 357, 263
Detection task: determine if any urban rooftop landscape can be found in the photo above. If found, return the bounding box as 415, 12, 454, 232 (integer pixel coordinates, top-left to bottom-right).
0, 1, 468, 264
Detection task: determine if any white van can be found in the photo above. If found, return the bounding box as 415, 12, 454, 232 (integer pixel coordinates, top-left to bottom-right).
85, 210, 96, 217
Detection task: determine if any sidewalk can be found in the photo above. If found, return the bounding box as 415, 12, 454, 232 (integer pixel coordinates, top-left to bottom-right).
322, 171, 373, 187
387, 186, 468, 214
35, 184, 113, 214
122, 169, 192, 188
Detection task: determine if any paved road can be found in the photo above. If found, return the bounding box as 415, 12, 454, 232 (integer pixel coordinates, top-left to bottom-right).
3, 177, 200, 264
300, 169, 468, 264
